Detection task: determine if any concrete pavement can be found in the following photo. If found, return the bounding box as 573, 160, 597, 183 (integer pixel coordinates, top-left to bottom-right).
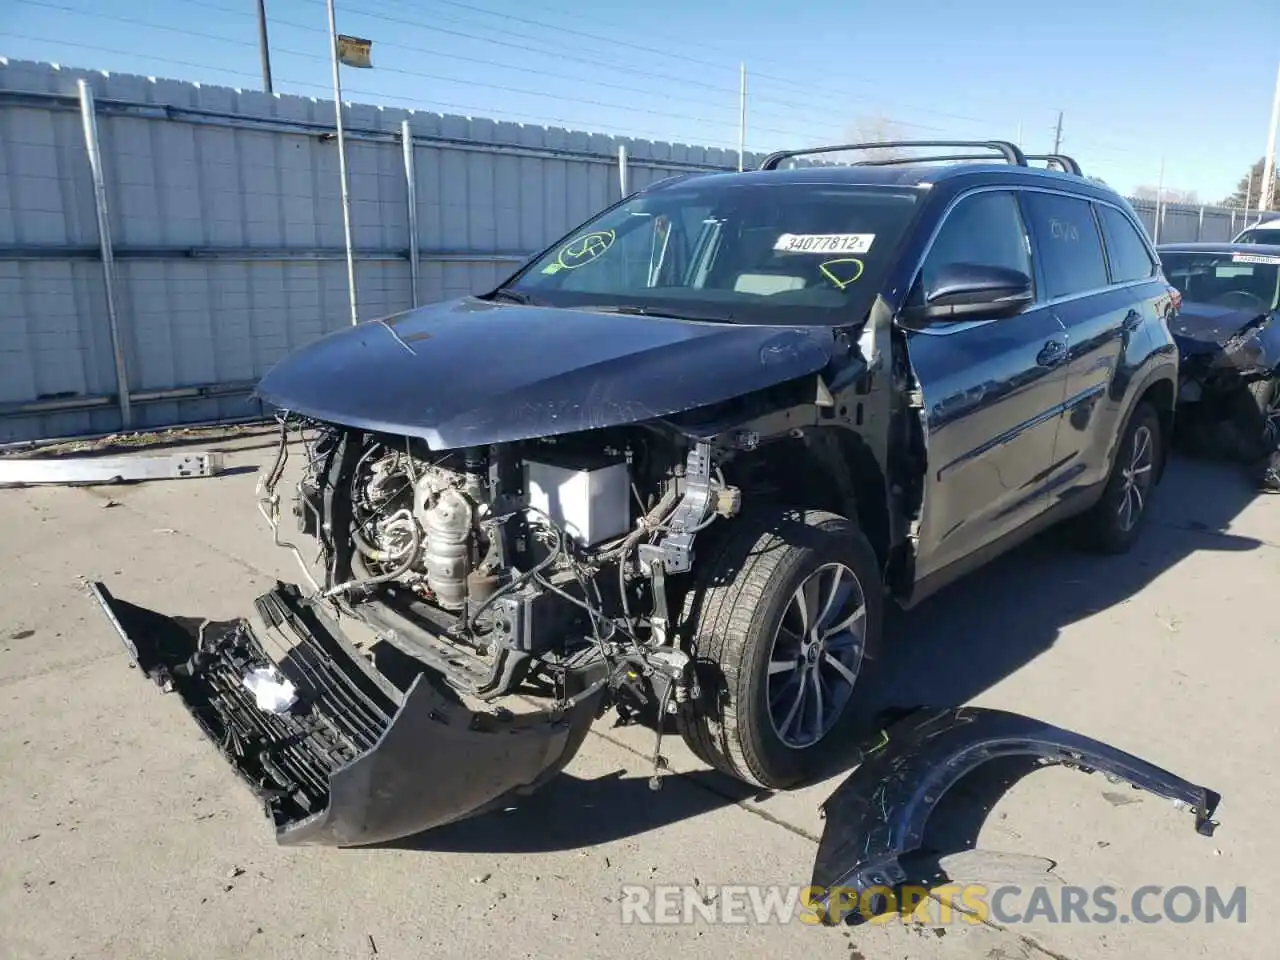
1, 429, 1271, 959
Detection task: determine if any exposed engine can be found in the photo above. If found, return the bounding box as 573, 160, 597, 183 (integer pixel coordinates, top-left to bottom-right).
255, 416, 742, 769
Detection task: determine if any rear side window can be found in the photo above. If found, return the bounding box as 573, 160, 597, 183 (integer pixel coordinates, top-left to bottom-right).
1022, 193, 1109, 299
920, 190, 1031, 294
1097, 205, 1156, 283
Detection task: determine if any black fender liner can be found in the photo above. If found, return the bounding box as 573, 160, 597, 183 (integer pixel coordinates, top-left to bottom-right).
88, 580, 605, 847
809, 707, 1220, 925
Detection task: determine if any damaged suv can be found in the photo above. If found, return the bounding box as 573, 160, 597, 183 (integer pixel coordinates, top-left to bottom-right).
94, 141, 1183, 847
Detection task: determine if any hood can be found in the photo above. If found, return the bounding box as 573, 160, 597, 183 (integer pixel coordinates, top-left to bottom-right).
254, 298, 835, 448
1168, 301, 1267, 356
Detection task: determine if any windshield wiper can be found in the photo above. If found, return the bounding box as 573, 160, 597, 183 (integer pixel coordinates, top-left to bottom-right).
580, 304, 736, 323
489, 287, 533, 305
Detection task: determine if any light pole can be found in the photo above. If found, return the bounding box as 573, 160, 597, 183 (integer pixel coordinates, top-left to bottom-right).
326, 0, 359, 326
1260, 60, 1280, 212
256, 0, 273, 94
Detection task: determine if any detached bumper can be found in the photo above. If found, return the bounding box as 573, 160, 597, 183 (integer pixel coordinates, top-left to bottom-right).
89, 581, 603, 846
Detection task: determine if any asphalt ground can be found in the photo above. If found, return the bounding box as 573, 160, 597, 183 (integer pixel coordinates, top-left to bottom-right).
1, 428, 1270, 959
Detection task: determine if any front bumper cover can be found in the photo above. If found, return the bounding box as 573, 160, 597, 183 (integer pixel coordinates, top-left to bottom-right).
809, 707, 1221, 926
89, 580, 604, 846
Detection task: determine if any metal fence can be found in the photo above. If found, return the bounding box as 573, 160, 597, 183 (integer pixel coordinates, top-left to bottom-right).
0, 58, 1269, 444
0, 59, 762, 443
1128, 198, 1267, 244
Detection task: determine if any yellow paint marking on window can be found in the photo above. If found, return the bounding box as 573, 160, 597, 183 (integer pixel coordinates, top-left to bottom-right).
556, 229, 616, 270
819, 258, 865, 290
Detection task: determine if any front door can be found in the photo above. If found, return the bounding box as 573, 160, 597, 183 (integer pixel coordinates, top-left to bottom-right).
905, 188, 1071, 582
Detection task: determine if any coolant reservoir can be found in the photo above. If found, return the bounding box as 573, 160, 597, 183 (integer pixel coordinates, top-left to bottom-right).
422, 488, 471, 610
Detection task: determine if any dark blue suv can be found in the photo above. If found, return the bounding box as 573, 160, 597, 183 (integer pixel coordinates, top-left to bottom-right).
97, 141, 1185, 846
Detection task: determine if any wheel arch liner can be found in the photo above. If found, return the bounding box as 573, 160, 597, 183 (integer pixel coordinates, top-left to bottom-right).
810, 707, 1220, 924
87, 580, 604, 847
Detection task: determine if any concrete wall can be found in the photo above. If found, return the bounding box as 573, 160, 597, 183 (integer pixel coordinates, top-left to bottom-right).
0, 58, 1269, 443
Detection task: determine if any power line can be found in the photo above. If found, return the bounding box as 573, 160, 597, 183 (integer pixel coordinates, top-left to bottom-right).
8, 1, 801, 138
0, 32, 747, 147
5, 0, 1208, 167
290, 0, 953, 132
168, 0, 892, 135
366, 0, 1001, 129
317, 0, 1161, 159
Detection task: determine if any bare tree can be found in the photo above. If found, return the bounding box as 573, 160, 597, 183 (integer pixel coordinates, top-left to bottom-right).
1221, 158, 1280, 209
1133, 185, 1199, 205
843, 115, 911, 162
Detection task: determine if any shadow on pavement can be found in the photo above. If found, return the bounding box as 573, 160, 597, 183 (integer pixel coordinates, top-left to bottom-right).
381, 766, 756, 854
388, 457, 1259, 856
863, 455, 1262, 722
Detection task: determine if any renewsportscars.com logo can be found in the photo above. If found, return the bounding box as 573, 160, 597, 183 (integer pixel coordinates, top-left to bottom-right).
618, 883, 1248, 926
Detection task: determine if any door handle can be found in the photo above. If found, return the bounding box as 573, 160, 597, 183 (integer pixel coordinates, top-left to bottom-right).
1122, 309, 1143, 332
1036, 339, 1067, 367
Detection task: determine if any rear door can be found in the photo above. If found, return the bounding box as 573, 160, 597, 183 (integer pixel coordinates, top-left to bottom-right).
1022, 193, 1161, 501
906, 188, 1070, 582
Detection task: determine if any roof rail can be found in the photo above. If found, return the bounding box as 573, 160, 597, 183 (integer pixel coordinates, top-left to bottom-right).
854, 153, 1015, 168
1023, 153, 1083, 176
759, 140, 1027, 171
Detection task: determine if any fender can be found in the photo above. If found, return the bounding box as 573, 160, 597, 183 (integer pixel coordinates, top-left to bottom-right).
1105, 352, 1179, 481
807, 706, 1219, 926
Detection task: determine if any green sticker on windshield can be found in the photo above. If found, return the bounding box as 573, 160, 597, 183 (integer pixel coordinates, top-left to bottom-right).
819, 258, 865, 290
556, 229, 616, 270
542, 261, 564, 275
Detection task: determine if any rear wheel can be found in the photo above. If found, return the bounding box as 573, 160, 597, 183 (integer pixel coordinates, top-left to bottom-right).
675, 506, 883, 790
1073, 402, 1162, 554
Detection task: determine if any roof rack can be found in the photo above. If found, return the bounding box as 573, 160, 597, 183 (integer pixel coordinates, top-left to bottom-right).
759, 140, 1028, 171
1023, 153, 1083, 176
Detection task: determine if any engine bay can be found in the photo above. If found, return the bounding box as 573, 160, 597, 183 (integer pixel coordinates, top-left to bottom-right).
255, 415, 742, 736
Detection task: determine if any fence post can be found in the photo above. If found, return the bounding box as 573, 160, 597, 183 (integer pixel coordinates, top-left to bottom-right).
1231, 208, 1237, 235
618, 143, 629, 198
77, 79, 132, 429
401, 119, 420, 308
1196, 205, 1204, 241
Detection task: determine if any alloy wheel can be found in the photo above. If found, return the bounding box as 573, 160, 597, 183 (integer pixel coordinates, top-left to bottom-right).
766, 562, 867, 749
1117, 424, 1155, 532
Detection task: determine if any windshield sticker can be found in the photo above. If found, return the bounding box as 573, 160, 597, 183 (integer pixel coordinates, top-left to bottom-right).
1231, 253, 1280, 265
555, 229, 616, 270
819, 258, 865, 290
774, 233, 876, 255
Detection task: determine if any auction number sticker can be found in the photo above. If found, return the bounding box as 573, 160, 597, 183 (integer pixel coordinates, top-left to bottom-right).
774, 233, 876, 254
1231, 253, 1280, 265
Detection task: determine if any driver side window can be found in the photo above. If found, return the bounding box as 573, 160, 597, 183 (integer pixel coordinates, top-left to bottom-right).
919, 191, 1032, 298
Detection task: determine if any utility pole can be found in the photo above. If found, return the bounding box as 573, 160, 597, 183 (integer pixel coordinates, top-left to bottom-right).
1052, 111, 1063, 154
737, 63, 747, 173
1154, 156, 1166, 243
326, 0, 359, 325
1260, 60, 1280, 211
256, 0, 273, 94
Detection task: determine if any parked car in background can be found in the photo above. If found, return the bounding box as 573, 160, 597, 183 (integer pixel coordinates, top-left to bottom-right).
95, 140, 1183, 849
1158, 242, 1280, 479
1232, 215, 1280, 245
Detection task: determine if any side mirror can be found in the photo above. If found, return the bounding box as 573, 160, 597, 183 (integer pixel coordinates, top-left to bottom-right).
905, 263, 1034, 323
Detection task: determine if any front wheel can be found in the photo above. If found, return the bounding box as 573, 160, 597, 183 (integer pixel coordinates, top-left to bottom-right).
675, 507, 883, 790
1073, 401, 1162, 554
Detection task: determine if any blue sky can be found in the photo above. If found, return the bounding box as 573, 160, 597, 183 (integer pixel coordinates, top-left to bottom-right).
3, 0, 1278, 201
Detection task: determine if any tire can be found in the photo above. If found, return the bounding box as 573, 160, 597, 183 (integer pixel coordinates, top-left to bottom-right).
1073, 401, 1162, 554
674, 506, 883, 790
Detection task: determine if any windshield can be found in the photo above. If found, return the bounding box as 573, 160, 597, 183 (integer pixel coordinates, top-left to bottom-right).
1233, 226, 1280, 245
500, 181, 921, 325
1160, 251, 1280, 313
